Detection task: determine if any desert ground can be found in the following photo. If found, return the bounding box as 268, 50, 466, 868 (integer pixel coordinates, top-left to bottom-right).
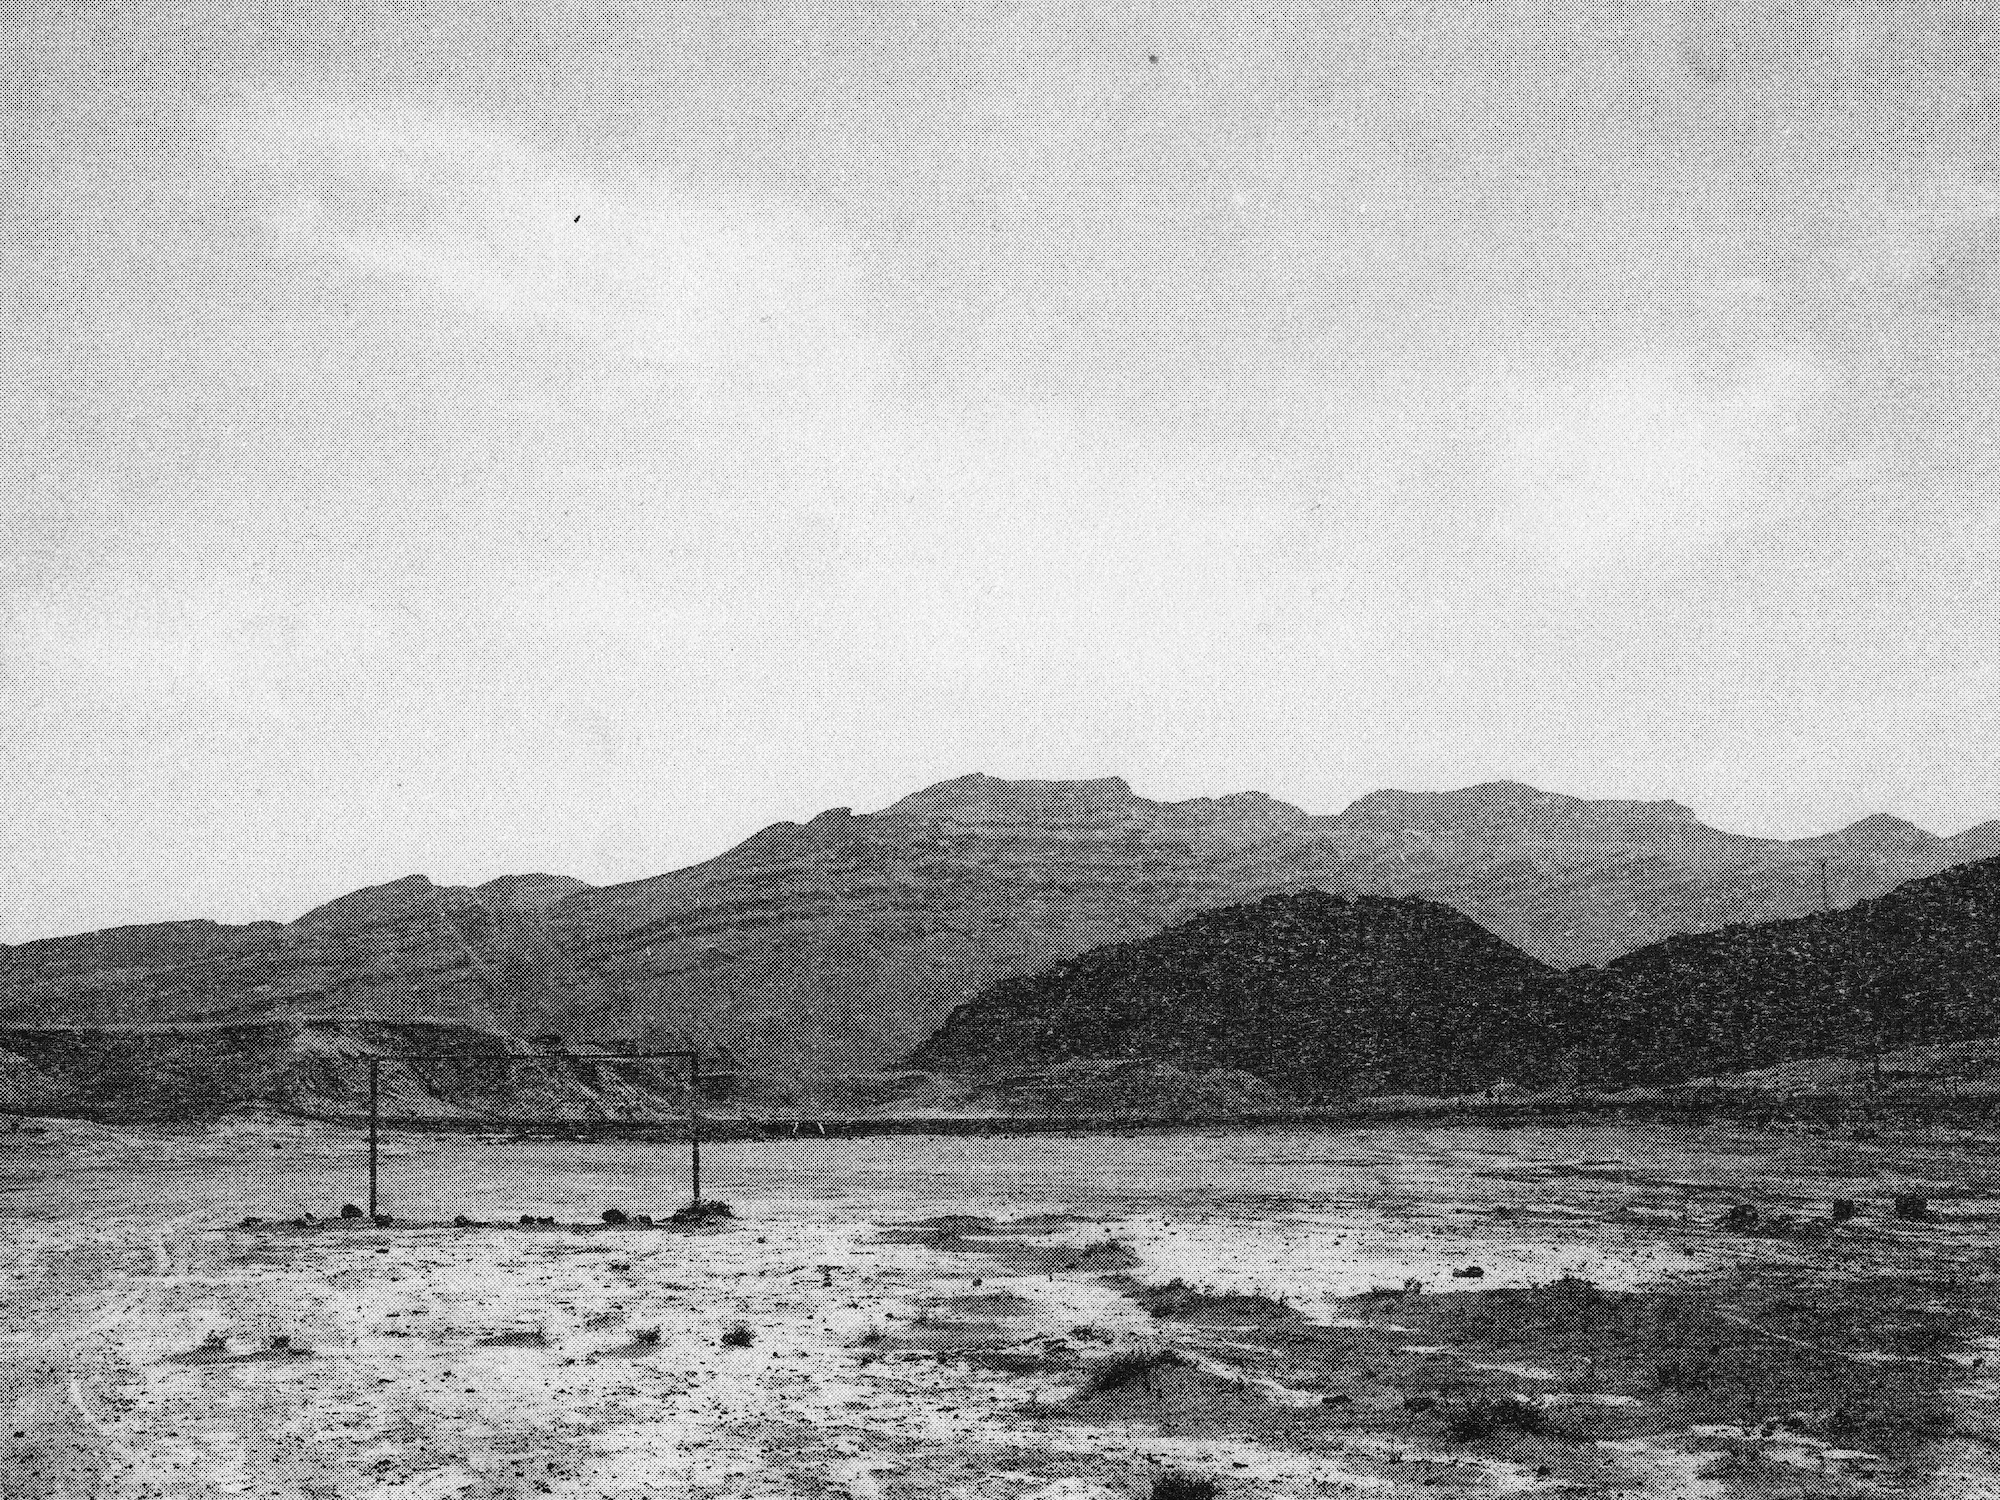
2, 1114, 1998, 1498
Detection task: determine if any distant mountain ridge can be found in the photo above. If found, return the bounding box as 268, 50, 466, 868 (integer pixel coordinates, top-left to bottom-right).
2, 774, 1996, 1076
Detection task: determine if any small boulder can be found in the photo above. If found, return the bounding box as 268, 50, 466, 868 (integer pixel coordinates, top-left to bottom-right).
602, 1208, 629, 1226
1451, 1265, 1484, 1279
339, 1204, 364, 1220
371, 1214, 393, 1229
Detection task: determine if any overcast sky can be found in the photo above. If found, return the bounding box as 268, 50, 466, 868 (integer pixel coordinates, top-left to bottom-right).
9, 2, 1999, 942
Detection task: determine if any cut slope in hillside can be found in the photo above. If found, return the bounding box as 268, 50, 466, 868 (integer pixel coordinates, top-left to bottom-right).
0, 1019, 690, 1121
907, 890, 1559, 1100
0, 874, 588, 1038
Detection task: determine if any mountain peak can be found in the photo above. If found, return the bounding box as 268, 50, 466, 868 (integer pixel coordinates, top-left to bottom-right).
883, 773, 1138, 819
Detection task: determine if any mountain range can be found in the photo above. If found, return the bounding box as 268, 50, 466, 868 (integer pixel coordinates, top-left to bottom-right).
2, 774, 1996, 1076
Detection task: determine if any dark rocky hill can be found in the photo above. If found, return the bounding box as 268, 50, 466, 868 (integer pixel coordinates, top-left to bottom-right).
906, 891, 1560, 1099
910, 854, 2000, 1100
1558, 853, 2000, 1089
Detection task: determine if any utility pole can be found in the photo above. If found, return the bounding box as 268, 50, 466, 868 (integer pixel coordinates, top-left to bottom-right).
688, 1050, 702, 1203
366, 1057, 380, 1219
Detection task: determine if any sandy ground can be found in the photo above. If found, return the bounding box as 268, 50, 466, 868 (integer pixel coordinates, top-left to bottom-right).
2, 1114, 1998, 1498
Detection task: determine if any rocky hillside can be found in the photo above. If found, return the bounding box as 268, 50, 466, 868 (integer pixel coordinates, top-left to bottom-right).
1558, 852, 2000, 1089
3, 774, 1995, 1081
0, 1018, 689, 1121
907, 891, 1560, 1099
0, 873, 589, 1036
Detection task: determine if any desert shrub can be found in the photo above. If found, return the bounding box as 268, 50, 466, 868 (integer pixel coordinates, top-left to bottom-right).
1150, 1472, 1219, 1500
721, 1322, 755, 1348
629, 1326, 662, 1347
1081, 1347, 1189, 1396
1655, 1358, 1706, 1390
1444, 1395, 1549, 1442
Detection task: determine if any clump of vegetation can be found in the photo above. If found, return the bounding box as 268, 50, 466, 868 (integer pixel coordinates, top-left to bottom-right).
1654, 1358, 1705, 1391
1081, 1347, 1190, 1396
1150, 1472, 1219, 1500
721, 1322, 755, 1348
1131, 1277, 1294, 1323
1443, 1395, 1550, 1443
199, 1330, 229, 1355
629, 1326, 662, 1347
671, 1199, 735, 1226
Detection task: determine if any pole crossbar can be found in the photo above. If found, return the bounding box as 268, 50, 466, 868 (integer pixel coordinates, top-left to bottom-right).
358, 1049, 706, 1219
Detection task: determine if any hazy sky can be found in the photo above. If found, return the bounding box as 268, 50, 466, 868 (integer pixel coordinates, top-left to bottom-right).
9, 2, 1999, 942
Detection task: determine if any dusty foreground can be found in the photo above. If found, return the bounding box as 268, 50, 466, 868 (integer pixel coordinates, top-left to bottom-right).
2, 1116, 1999, 1498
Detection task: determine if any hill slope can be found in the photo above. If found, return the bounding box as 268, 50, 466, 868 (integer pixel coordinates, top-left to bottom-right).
1558, 852, 2000, 1089
0, 874, 589, 1037
906, 891, 1560, 1099
0, 1019, 689, 1121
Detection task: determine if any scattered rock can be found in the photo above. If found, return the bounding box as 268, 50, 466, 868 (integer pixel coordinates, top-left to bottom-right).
1452, 1265, 1485, 1278
339, 1204, 363, 1219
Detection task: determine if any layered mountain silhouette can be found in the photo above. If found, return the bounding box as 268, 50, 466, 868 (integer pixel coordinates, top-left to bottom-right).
907, 891, 1561, 1098
2, 773, 1996, 1081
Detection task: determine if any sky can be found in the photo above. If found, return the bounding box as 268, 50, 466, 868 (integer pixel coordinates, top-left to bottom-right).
8, 1, 1999, 942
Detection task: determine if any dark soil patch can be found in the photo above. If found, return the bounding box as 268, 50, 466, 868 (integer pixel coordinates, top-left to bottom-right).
169, 1336, 313, 1367
883, 1318, 1015, 1353
940, 1290, 1042, 1318
909, 1214, 997, 1234
475, 1329, 548, 1349
1052, 1348, 1324, 1442
1208, 1271, 1962, 1462
989, 1237, 1144, 1275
